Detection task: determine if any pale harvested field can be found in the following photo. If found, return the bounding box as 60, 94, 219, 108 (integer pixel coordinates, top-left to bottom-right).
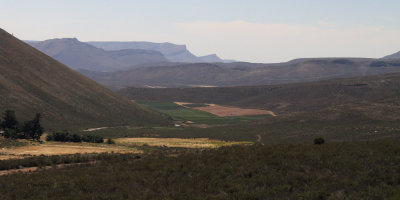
0, 142, 141, 160
175, 102, 276, 117
115, 137, 251, 148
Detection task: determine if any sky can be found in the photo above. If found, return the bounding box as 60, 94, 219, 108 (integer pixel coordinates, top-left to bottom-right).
1, 0, 400, 63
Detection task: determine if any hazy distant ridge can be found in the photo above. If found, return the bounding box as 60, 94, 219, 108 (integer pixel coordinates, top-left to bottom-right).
25, 38, 169, 72
87, 41, 230, 63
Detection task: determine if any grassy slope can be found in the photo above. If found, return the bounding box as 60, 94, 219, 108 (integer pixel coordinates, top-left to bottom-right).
0, 140, 399, 199
0, 29, 171, 130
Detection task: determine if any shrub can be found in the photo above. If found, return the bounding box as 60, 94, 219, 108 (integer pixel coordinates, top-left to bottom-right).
81, 135, 104, 143
314, 137, 325, 145
46, 134, 54, 141
70, 134, 82, 142
52, 131, 70, 142
46, 131, 103, 143
106, 138, 115, 144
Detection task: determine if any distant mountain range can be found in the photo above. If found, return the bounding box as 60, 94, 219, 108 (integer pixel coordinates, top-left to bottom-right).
26, 38, 169, 72
79, 58, 400, 89
25, 38, 400, 89
25, 39, 233, 72
0, 29, 170, 130
87, 41, 231, 63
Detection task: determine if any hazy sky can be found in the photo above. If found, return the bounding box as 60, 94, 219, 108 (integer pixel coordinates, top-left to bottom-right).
1, 0, 400, 63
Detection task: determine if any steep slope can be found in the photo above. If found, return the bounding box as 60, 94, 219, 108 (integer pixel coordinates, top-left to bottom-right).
87, 41, 225, 63
0, 29, 170, 130
26, 39, 169, 72
80, 58, 400, 89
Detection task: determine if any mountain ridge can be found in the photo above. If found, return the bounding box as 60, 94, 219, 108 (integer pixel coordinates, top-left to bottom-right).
87, 41, 230, 63
26, 38, 169, 72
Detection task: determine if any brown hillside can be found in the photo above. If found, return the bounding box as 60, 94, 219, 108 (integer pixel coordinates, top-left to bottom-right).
0, 28, 171, 130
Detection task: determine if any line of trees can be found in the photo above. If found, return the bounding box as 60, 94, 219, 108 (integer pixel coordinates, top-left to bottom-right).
0, 110, 44, 141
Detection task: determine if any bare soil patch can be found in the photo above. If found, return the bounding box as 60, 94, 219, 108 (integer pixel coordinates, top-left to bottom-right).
175, 102, 276, 117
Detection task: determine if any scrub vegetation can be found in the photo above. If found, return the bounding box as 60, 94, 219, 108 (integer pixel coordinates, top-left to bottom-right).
0, 140, 399, 199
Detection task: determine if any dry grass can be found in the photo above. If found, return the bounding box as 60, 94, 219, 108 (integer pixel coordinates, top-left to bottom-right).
115, 137, 251, 148
175, 102, 276, 117
0, 137, 251, 160
0, 142, 141, 160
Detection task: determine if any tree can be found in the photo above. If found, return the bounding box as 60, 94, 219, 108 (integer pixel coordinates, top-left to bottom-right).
1, 110, 19, 138
1, 110, 18, 130
23, 113, 44, 141
30, 113, 44, 140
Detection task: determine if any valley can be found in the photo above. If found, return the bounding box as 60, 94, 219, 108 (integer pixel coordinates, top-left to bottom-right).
1, 2, 400, 197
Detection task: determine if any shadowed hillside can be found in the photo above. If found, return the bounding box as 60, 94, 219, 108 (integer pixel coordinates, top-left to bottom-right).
0, 29, 171, 130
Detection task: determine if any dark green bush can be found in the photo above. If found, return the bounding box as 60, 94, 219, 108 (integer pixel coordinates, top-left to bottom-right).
81, 135, 104, 143
47, 131, 102, 143
70, 134, 82, 142
314, 137, 325, 145
106, 138, 115, 144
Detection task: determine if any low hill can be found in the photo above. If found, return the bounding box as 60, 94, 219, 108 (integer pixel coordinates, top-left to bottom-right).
119, 72, 400, 114
0, 28, 170, 130
87, 41, 227, 63
26, 39, 169, 72
81, 58, 400, 89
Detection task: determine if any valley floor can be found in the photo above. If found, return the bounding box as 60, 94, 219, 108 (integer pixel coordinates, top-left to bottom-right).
0, 139, 399, 199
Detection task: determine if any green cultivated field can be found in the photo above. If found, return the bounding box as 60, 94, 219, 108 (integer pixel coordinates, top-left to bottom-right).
85, 98, 400, 144
137, 101, 268, 125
